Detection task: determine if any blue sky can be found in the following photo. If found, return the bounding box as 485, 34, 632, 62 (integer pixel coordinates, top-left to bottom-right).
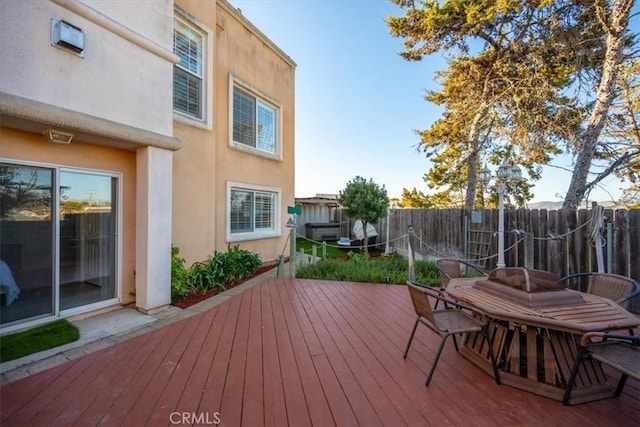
229, 0, 629, 205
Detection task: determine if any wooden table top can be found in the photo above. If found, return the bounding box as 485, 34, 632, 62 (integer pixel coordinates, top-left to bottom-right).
447, 278, 640, 334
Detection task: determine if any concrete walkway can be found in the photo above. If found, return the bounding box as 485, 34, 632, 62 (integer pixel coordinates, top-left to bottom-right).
0, 265, 283, 385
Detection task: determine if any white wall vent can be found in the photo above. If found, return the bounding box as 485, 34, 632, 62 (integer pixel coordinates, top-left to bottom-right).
51, 19, 84, 56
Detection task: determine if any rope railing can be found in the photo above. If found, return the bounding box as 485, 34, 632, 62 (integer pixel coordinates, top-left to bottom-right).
295, 232, 410, 250
292, 215, 596, 268
410, 227, 524, 264
532, 216, 594, 241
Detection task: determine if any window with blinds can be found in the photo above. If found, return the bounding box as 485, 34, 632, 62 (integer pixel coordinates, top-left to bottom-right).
232, 86, 278, 154
230, 190, 253, 233
173, 17, 204, 120
230, 188, 276, 234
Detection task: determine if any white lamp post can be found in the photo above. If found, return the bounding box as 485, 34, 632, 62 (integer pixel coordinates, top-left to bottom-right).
480, 161, 522, 268
384, 200, 397, 255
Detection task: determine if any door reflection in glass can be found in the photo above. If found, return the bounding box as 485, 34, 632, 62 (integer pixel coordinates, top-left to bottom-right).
59, 172, 116, 311
0, 165, 54, 324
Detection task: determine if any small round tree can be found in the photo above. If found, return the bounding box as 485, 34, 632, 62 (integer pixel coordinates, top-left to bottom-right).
338, 176, 388, 257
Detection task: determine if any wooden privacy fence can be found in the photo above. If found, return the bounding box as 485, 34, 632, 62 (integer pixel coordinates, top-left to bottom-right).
376, 208, 639, 282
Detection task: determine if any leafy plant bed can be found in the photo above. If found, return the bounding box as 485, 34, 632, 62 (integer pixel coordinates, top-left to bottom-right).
172, 263, 277, 309
296, 252, 440, 286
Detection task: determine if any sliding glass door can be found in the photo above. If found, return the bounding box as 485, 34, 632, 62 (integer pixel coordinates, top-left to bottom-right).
0, 164, 55, 324
59, 172, 117, 311
0, 163, 118, 326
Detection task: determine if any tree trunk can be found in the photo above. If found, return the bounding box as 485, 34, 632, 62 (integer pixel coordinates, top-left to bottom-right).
464, 83, 491, 213
362, 220, 369, 257
562, 0, 632, 209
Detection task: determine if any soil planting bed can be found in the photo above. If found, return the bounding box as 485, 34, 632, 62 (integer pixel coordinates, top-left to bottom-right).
172, 264, 276, 309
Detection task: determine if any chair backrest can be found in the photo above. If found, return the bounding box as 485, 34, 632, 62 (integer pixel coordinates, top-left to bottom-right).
436, 259, 462, 288
406, 282, 436, 325
436, 258, 487, 288
587, 273, 639, 308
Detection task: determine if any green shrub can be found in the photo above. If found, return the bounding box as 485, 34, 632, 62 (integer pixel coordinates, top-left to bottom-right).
296, 254, 440, 286
211, 244, 262, 285
171, 245, 191, 299
190, 260, 217, 294
172, 244, 263, 299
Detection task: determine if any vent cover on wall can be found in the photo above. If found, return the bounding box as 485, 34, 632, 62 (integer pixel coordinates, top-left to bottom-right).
51, 19, 84, 56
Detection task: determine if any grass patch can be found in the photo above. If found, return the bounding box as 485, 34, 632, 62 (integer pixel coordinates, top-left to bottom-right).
0, 319, 80, 363
295, 238, 346, 259
296, 253, 441, 286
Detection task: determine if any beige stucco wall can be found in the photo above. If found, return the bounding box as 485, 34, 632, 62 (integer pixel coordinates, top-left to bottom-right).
0, 0, 295, 324
0, 0, 176, 136
0, 128, 137, 305
171, 0, 296, 265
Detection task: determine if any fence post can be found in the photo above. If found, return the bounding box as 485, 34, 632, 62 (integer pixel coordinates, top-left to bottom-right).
277, 255, 285, 277
606, 222, 613, 274
290, 226, 296, 278
523, 232, 534, 269
464, 215, 469, 265
408, 225, 416, 282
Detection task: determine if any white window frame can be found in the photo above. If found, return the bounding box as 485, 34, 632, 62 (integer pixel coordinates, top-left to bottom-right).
173, 8, 212, 129
226, 181, 281, 242
229, 74, 283, 161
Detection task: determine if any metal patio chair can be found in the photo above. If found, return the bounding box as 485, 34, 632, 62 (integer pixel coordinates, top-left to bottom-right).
560, 272, 640, 310
562, 332, 640, 405
403, 281, 500, 386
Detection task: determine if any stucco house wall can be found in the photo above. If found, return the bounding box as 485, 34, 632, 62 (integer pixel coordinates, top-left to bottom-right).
0, 0, 295, 329
171, 0, 296, 265
0, 0, 176, 136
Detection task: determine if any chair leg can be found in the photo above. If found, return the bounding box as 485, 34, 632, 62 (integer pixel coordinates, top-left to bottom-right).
562, 347, 587, 405
483, 326, 500, 385
614, 373, 629, 397
451, 334, 459, 352
403, 318, 420, 359
425, 335, 449, 386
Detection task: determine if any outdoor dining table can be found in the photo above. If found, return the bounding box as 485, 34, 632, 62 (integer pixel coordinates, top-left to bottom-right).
446, 276, 640, 404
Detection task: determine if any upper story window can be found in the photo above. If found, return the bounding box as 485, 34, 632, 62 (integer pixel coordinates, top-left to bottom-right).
230, 76, 282, 159
173, 16, 204, 120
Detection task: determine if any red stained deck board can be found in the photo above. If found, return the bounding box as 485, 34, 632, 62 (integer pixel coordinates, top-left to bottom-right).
197, 293, 243, 417
305, 282, 408, 426
127, 315, 203, 425
286, 281, 359, 426
296, 280, 384, 426
94, 312, 192, 425
176, 301, 229, 416
240, 286, 265, 426
315, 282, 441, 426
258, 277, 288, 427
219, 288, 253, 427
1, 277, 638, 427
268, 279, 313, 426
277, 281, 336, 426
145, 308, 219, 426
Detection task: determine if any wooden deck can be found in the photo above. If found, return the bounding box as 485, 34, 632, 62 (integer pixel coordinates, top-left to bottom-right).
1, 278, 638, 426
